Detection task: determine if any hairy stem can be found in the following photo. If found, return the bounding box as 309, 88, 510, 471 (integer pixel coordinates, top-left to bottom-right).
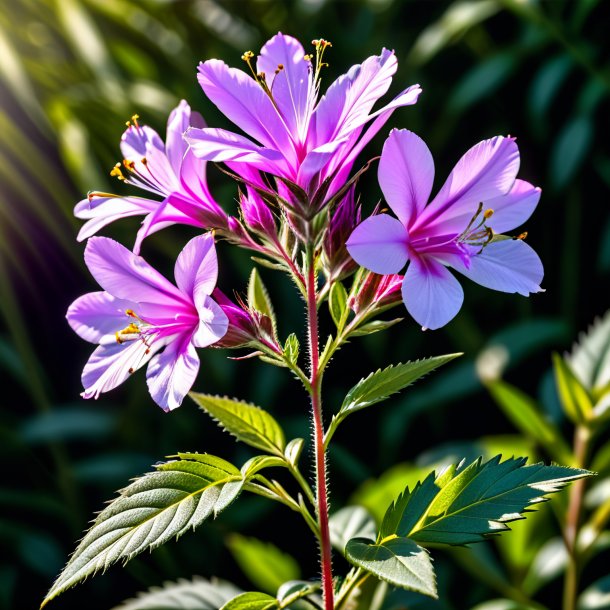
306, 246, 334, 610
563, 425, 591, 610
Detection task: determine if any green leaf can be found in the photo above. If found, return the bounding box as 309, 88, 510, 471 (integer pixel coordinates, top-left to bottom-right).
381, 456, 590, 547
350, 318, 403, 337
284, 438, 305, 466
553, 353, 594, 424
578, 574, 610, 609
329, 506, 377, 553
329, 281, 348, 330
110, 577, 240, 610
345, 537, 437, 597
221, 592, 279, 610
568, 310, 610, 396
227, 535, 300, 595
340, 354, 461, 417
248, 268, 276, 332
42, 454, 243, 606
276, 581, 322, 609
486, 380, 572, 463
283, 334, 299, 366
241, 456, 286, 479
191, 394, 285, 456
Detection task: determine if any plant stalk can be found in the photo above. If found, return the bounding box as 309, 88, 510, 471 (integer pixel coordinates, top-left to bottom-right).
306, 245, 334, 610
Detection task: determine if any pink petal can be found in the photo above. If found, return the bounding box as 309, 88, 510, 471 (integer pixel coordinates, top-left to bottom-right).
84, 237, 186, 307
416, 136, 520, 234
486, 179, 541, 234
174, 234, 219, 299
67, 291, 137, 344
402, 257, 464, 330
192, 294, 229, 348
454, 239, 544, 296
257, 33, 314, 142
346, 214, 409, 274
197, 59, 295, 157
378, 129, 434, 226
165, 100, 195, 176
146, 338, 200, 411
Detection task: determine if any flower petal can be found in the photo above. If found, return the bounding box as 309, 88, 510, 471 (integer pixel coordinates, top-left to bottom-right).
454, 239, 544, 296
257, 33, 313, 141
402, 257, 464, 330
174, 234, 219, 299
416, 136, 520, 234
75, 195, 158, 241
67, 291, 137, 344
165, 100, 203, 176
84, 236, 186, 307
146, 338, 199, 411
378, 129, 434, 226
197, 59, 295, 157
192, 294, 229, 348
81, 339, 159, 399
486, 179, 541, 234
346, 214, 409, 274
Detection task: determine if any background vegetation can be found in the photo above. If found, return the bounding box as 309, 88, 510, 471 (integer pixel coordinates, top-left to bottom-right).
1, 0, 609, 608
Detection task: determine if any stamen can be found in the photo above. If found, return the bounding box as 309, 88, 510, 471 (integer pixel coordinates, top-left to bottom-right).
483, 209, 494, 219
88, 191, 120, 201
131, 114, 140, 127
110, 163, 125, 181
123, 159, 136, 170
513, 232, 528, 240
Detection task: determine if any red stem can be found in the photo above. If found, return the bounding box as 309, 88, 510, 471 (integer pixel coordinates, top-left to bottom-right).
306, 252, 334, 610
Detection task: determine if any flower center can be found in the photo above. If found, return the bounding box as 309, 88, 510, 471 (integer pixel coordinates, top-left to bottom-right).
115, 309, 154, 374
456, 202, 495, 253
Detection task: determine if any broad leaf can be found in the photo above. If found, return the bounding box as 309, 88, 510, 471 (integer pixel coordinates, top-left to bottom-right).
568, 309, 610, 395
486, 380, 572, 463
329, 506, 376, 553
345, 537, 437, 597
340, 355, 461, 417
227, 535, 300, 595
553, 353, 594, 424
191, 394, 285, 456
329, 281, 348, 330
221, 592, 279, 610
111, 577, 240, 610
248, 268, 276, 333
381, 455, 591, 546
349, 317, 403, 337
42, 454, 243, 606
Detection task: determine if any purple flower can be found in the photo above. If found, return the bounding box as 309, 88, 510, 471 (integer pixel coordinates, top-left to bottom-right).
185, 34, 421, 202
347, 129, 543, 330
74, 101, 228, 254
67, 234, 228, 410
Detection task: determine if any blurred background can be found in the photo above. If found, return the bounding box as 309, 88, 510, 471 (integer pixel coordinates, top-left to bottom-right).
1, 0, 609, 608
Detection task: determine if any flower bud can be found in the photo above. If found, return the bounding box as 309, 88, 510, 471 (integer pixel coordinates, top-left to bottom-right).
240, 187, 276, 237
349, 271, 403, 314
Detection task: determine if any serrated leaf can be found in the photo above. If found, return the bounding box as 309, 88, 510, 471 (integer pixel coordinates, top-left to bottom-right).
191, 394, 285, 456
345, 537, 437, 597
329, 281, 348, 330
568, 310, 610, 396
486, 380, 572, 463
42, 455, 243, 606
350, 318, 403, 337
329, 506, 377, 553
553, 353, 594, 424
228, 535, 300, 595
248, 268, 276, 333
381, 455, 591, 547
111, 577, 240, 610
283, 334, 299, 365
340, 354, 461, 417
221, 592, 279, 610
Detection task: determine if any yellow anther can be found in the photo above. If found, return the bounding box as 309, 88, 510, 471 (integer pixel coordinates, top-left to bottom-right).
125, 309, 137, 318
131, 114, 139, 126
483, 209, 494, 219
241, 50, 255, 61
304, 54, 312, 61
125, 120, 131, 127
110, 163, 125, 180
123, 159, 135, 170
514, 231, 528, 241
141, 157, 148, 166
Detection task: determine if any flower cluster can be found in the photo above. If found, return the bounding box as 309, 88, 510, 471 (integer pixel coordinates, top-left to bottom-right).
68, 32, 543, 410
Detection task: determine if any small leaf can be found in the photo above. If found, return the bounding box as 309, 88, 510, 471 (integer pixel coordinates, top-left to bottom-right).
284, 438, 305, 466
345, 537, 437, 597
221, 592, 279, 610
340, 354, 461, 417
228, 535, 300, 595
191, 394, 285, 456
329, 506, 377, 553
350, 318, 403, 337
111, 577, 240, 610
553, 354, 594, 424
283, 334, 299, 366
276, 581, 322, 609
329, 281, 348, 330
248, 268, 276, 332
42, 455, 243, 606
381, 455, 591, 547
241, 456, 286, 479
578, 574, 610, 609
486, 380, 572, 463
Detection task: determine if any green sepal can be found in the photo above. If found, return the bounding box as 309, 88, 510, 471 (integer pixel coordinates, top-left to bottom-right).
248, 268, 277, 334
